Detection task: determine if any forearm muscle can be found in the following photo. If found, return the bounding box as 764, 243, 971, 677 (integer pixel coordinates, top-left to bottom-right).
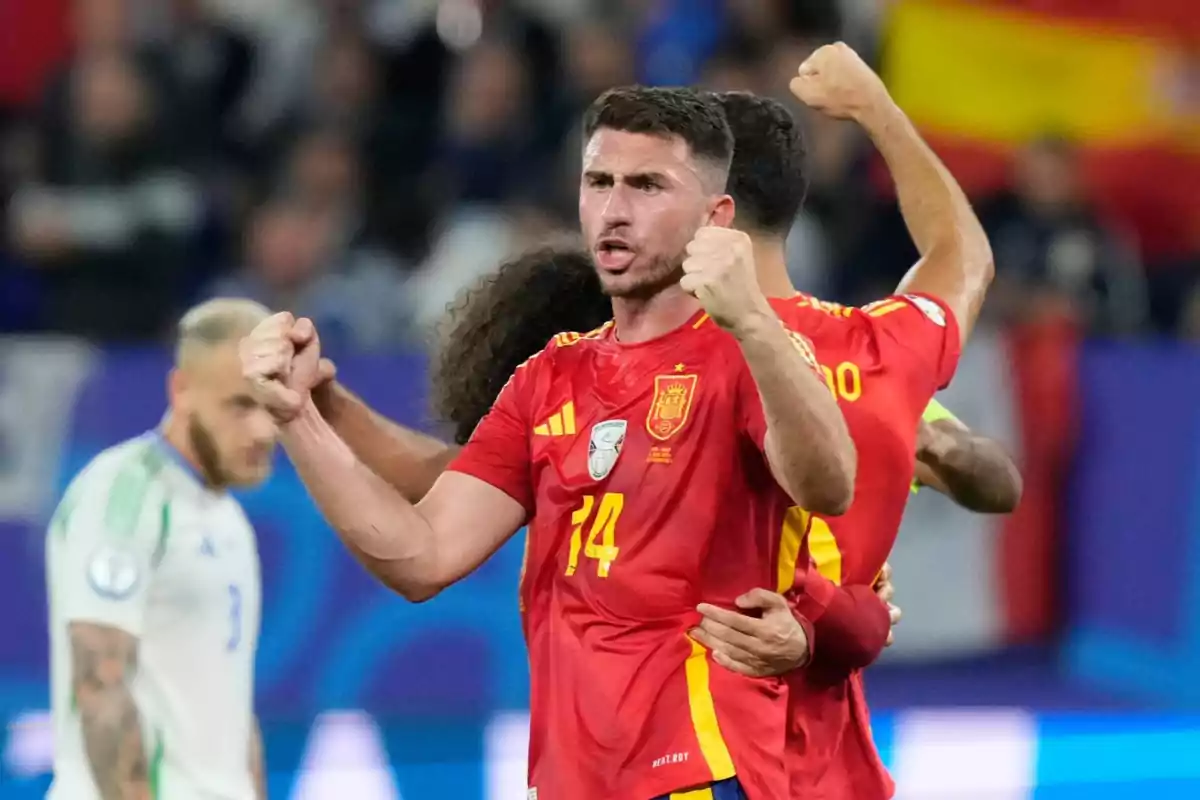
860, 101, 993, 342
313, 381, 458, 503
738, 314, 856, 514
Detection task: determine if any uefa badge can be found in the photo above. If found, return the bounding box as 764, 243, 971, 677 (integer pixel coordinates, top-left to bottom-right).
904, 295, 947, 327
587, 420, 627, 480
87, 545, 141, 600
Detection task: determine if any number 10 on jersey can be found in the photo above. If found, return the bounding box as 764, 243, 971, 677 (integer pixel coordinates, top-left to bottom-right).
565, 493, 624, 577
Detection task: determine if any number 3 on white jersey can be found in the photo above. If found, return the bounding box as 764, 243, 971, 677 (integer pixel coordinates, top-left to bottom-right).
226, 584, 242, 651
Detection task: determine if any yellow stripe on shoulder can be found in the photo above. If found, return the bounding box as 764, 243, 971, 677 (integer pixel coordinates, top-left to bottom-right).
552, 321, 613, 348
865, 300, 908, 318
795, 294, 854, 318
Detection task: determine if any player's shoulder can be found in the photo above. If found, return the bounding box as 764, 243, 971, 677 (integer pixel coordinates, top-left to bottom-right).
498, 321, 614, 394
532, 321, 614, 367
770, 293, 856, 327
52, 434, 171, 541
773, 292, 953, 336
70, 434, 170, 497
548, 320, 614, 349
859, 293, 953, 330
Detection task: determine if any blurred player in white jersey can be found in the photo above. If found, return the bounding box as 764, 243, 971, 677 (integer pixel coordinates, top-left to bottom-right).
46, 299, 278, 800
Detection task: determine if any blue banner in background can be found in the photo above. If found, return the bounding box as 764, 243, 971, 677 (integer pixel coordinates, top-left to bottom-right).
0, 344, 532, 719
1065, 345, 1200, 706
2, 341, 1200, 796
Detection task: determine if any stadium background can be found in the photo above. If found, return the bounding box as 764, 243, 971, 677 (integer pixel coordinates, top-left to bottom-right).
0, 0, 1197, 797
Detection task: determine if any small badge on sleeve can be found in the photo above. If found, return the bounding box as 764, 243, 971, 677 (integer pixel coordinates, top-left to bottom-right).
904, 295, 947, 327
87, 545, 142, 600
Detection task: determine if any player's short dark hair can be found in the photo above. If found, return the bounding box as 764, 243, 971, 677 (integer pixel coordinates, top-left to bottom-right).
582, 86, 735, 179
714, 91, 807, 235
432, 247, 611, 445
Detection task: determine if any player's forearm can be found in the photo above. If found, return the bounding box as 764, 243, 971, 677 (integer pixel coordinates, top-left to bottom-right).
249, 717, 267, 800
281, 401, 448, 601
71, 625, 150, 800
737, 313, 856, 515
858, 99, 993, 338
78, 685, 151, 800
916, 433, 1023, 513
313, 381, 458, 503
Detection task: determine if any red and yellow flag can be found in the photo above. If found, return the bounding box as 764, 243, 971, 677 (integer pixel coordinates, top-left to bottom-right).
881, 0, 1198, 258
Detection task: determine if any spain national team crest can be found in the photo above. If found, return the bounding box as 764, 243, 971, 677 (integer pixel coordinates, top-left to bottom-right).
645, 374, 698, 441
588, 420, 627, 480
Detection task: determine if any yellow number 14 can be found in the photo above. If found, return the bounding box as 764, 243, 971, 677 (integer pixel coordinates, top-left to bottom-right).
565, 493, 624, 577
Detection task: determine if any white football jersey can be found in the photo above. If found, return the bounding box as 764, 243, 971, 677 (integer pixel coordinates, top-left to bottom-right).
46, 432, 261, 800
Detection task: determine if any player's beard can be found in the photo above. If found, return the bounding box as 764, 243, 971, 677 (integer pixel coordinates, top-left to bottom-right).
187, 413, 231, 489
595, 251, 683, 301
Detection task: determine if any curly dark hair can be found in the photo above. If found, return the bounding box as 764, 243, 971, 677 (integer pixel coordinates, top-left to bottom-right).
714, 91, 807, 235
431, 247, 611, 445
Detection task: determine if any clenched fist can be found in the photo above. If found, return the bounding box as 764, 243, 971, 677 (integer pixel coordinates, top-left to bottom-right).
789, 42, 891, 122
239, 312, 333, 423
679, 227, 772, 336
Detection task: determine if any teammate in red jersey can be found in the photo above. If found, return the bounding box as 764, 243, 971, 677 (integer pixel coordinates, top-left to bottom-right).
242, 87, 857, 800
691, 45, 1002, 800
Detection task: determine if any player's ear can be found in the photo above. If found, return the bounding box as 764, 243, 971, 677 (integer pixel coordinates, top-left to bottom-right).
706, 193, 736, 229
167, 368, 190, 413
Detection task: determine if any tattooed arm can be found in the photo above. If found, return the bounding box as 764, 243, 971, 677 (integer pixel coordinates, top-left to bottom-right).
69, 622, 150, 800
249, 716, 267, 799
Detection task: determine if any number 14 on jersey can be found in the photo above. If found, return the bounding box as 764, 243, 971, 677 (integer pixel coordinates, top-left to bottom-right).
565, 493, 624, 577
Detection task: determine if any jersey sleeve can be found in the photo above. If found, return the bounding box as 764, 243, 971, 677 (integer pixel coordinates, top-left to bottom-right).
860, 293, 961, 391
447, 351, 542, 515
48, 460, 169, 638
787, 573, 891, 673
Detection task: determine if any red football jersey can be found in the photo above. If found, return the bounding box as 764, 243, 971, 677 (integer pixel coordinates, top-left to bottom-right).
771, 293, 962, 800
449, 310, 823, 800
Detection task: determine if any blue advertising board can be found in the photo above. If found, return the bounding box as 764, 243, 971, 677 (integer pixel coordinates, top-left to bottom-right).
1064, 344, 1200, 707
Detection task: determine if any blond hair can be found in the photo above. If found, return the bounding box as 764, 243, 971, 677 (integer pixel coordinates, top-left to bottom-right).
175, 298, 271, 368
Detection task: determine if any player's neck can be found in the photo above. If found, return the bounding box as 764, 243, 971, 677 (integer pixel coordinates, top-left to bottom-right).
750, 234, 796, 299
610, 284, 702, 344
160, 413, 223, 491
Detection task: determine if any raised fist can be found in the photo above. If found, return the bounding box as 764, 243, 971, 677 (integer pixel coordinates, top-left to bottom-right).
679, 227, 771, 335
789, 42, 890, 122
239, 312, 327, 423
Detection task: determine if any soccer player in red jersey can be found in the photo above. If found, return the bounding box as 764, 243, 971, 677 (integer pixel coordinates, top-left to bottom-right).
242, 87, 858, 800
693, 45, 1006, 800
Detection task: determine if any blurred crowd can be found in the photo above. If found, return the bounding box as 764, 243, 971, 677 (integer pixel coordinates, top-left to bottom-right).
0, 0, 1197, 350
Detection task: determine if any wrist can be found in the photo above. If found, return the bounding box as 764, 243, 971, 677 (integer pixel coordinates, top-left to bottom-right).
792, 615, 814, 670
281, 398, 323, 438
312, 381, 336, 419
855, 93, 904, 137
729, 306, 777, 341
310, 379, 338, 419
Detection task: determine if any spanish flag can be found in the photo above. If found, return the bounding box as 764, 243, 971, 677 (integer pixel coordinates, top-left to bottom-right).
881, 0, 1199, 258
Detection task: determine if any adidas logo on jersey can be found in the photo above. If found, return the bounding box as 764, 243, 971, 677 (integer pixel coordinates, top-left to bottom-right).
534, 402, 576, 436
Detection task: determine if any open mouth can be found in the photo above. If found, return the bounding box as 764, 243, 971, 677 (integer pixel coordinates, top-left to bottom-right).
595, 240, 636, 272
